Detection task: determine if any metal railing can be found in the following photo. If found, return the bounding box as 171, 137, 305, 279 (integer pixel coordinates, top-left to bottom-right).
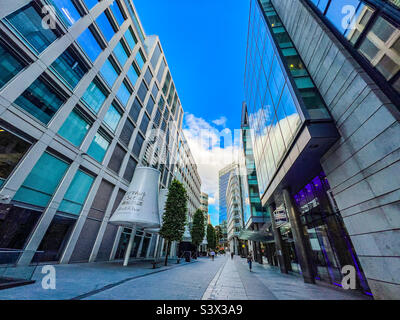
0, 248, 44, 282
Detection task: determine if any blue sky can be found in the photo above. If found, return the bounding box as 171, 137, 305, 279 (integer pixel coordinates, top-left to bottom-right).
134, 0, 250, 226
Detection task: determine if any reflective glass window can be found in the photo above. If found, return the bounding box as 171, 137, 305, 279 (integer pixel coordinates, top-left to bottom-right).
59, 170, 94, 215
129, 98, 142, 123
137, 81, 148, 102
135, 50, 145, 70
157, 59, 166, 83
100, 58, 119, 88
144, 68, 153, 86
119, 119, 135, 146
124, 28, 137, 50
325, 0, 362, 35
0, 129, 31, 185
83, 0, 98, 10
127, 64, 140, 85
123, 157, 137, 182
96, 12, 115, 42
151, 82, 159, 99
151, 44, 162, 70
77, 27, 102, 62
104, 103, 122, 131
132, 133, 144, 158
81, 79, 107, 113
108, 143, 126, 173
87, 132, 110, 162
139, 113, 150, 134
49, 0, 81, 27
14, 78, 65, 124
146, 96, 155, 115
58, 110, 90, 146
0, 43, 24, 89
117, 82, 131, 106
51, 47, 88, 89
13, 152, 69, 207
6, 3, 59, 54
110, 1, 125, 26
113, 41, 129, 67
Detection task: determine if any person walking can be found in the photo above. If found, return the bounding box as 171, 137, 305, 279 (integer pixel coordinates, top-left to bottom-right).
231, 251, 234, 260
247, 251, 253, 272
210, 250, 215, 261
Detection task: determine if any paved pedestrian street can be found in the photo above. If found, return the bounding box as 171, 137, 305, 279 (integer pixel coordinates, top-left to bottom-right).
0, 256, 369, 300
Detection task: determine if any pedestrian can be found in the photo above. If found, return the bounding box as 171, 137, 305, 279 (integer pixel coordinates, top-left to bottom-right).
231, 251, 234, 260
247, 251, 253, 272
210, 250, 215, 261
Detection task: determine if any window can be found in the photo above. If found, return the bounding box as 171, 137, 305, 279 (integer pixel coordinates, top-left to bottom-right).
13, 152, 69, 207
110, 1, 125, 26
127, 64, 140, 86
51, 47, 88, 89
96, 12, 116, 42
150, 44, 162, 70
124, 28, 137, 50
0, 128, 31, 186
77, 27, 102, 62
124, 0, 145, 43
100, 58, 119, 88
123, 157, 137, 182
137, 81, 148, 102
81, 79, 107, 113
129, 98, 142, 122
119, 119, 135, 146
104, 103, 122, 132
83, 0, 98, 10
58, 170, 94, 215
0, 42, 24, 89
108, 144, 126, 173
151, 82, 159, 99
135, 50, 145, 70
113, 41, 129, 67
14, 78, 65, 124
58, 109, 91, 146
157, 59, 166, 84
49, 0, 81, 28
162, 71, 171, 95
139, 113, 150, 134
117, 82, 131, 106
144, 68, 153, 86
146, 96, 155, 115
87, 131, 110, 162
132, 133, 144, 158
6, 3, 60, 54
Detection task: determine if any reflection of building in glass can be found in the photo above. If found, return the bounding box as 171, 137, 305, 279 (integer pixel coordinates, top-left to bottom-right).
218, 163, 237, 224
244, 0, 400, 299
0, 0, 200, 269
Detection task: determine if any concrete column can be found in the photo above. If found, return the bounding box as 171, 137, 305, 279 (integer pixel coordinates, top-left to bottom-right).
136, 234, 145, 258
269, 204, 289, 274
282, 189, 315, 284
123, 226, 136, 266
145, 235, 154, 258
153, 235, 160, 259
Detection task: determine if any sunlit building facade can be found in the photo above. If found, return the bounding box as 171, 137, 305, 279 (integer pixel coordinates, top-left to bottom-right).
218, 163, 237, 224
245, 0, 400, 299
0, 0, 200, 267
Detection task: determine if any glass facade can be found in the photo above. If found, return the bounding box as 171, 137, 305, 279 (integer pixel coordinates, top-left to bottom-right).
81, 79, 107, 113
96, 12, 116, 42
87, 131, 110, 163
245, 0, 332, 197
58, 109, 91, 147
77, 27, 102, 62
6, 3, 60, 54
49, 0, 81, 28
0, 128, 31, 187
13, 152, 69, 207
14, 78, 65, 124
113, 41, 129, 67
307, 0, 400, 98
100, 58, 119, 88
0, 42, 24, 89
104, 103, 122, 132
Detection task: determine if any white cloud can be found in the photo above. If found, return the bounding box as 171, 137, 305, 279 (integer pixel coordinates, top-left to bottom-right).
183, 113, 240, 202
212, 116, 228, 127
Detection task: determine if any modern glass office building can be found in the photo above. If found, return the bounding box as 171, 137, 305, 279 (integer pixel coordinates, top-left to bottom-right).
0, 0, 200, 267
218, 163, 237, 224
245, 0, 400, 299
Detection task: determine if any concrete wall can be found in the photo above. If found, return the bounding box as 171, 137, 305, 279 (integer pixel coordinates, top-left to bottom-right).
272, 0, 400, 299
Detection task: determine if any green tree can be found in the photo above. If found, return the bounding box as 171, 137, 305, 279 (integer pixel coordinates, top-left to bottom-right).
206, 224, 216, 250
191, 209, 205, 253
215, 225, 222, 245
160, 179, 188, 266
